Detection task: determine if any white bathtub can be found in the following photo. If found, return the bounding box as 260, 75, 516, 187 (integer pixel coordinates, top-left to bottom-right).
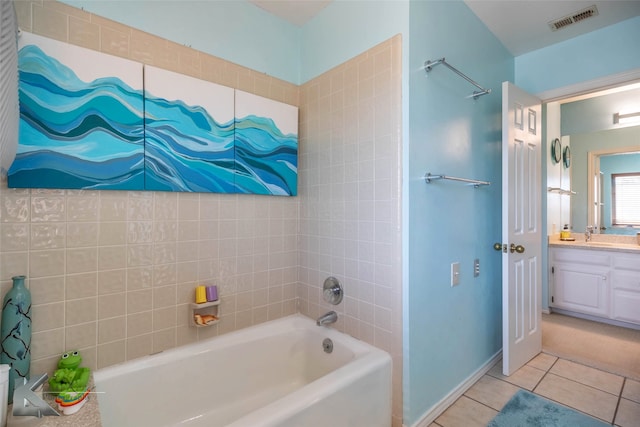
94, 314, 392, 427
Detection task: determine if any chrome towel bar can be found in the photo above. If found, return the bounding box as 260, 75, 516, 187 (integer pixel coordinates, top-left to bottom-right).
423, 57, 491, 99
547, 187, 577, 195
424, 173, 490, 188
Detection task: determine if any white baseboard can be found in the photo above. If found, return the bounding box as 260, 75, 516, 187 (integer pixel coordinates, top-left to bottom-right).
406, 350, 502, 427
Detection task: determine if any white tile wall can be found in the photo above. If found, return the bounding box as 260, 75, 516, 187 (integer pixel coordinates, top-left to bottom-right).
3, 1, 300, 376
298, 35, 403, 426
4, 2, 403, 425
0, 184, 299, 374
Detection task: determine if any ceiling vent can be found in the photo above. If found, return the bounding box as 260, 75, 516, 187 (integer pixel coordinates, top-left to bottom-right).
548, 5, 599, 31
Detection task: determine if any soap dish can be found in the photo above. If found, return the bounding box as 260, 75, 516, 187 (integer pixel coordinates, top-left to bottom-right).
560, 238, 576, 241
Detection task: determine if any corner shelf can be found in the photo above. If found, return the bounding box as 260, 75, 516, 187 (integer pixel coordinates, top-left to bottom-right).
190, 300, 220, 327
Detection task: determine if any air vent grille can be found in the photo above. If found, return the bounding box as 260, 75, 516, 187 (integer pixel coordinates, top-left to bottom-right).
548, 5, 599, 31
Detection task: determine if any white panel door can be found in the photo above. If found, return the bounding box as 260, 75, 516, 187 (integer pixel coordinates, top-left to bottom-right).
502, 82, 542, 376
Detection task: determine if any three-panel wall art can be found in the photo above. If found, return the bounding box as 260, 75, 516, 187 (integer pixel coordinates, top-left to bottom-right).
8, 33, 298, 196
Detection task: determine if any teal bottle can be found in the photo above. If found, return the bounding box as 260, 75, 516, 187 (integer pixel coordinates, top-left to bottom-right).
0, 275, 31, 403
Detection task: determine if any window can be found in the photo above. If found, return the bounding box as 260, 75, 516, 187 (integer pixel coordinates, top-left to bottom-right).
612, 173, 640, 226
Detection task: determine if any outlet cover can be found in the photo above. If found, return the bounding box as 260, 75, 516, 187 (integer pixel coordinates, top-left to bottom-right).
451, 262, 460, 286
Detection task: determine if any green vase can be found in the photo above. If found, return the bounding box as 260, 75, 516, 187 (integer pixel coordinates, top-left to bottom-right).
0, 275, 31, 403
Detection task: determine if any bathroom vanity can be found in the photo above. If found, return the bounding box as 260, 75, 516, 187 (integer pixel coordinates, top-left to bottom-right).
548, 238, 640, 328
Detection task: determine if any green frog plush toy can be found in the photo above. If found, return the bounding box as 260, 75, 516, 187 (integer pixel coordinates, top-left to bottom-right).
48, 350, 91, 415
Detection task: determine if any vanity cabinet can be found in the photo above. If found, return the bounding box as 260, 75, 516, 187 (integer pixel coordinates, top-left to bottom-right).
611, 255, 640, 324
550, 248, 610, 317
549, 247, 640, 326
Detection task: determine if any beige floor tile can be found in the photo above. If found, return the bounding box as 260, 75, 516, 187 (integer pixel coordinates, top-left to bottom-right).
488, 363, 546, 390
434, 396, 498, 427
622, 379, 640, 404
535, 373, 618, 423
550, 358, 624, 395
528, 352, 558, 371
464, 375, 520, 411
543, 313, 640, 381
615, 398, 640, 427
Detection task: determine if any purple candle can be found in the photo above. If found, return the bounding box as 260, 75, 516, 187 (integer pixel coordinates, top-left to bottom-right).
206, 286, 218, 302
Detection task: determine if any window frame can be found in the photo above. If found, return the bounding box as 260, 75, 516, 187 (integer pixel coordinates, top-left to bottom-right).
611, 172, 640, 227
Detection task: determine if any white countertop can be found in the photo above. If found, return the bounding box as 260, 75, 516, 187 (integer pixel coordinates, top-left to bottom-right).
549, 234, 640, 254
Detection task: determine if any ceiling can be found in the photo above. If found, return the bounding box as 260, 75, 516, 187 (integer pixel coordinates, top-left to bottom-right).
248, 0, 640, 56
249, 0, 332, 27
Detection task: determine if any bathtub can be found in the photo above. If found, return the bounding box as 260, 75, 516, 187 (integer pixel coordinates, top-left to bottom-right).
94, 314, 392, 427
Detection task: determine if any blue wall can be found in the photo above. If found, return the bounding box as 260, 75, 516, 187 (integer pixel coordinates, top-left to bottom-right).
61, 0, 301, 84
406, 1, 512, 423
300, 0, 409, 82
515, 16, 640, 95
561, 87, 640, 135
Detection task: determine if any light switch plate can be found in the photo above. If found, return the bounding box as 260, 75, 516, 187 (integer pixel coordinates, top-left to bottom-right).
451, 262, 460, 286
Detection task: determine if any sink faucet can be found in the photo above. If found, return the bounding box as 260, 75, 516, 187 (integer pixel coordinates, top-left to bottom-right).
585, 225, 594, 242
316, 311, 337, 326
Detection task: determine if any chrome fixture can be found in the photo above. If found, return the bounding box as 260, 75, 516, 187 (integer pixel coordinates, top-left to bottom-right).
316, 311, 338, 327
423, 57, 491, 100
585, 225, 594, 242
425, 173, 490, 188
322, 338, 334, 354
547, 187, 577, 196
614, 111, 640, 125
322, 277, 343, 305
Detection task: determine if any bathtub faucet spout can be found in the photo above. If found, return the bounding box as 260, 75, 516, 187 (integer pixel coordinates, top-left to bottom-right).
316, 311, 338, 326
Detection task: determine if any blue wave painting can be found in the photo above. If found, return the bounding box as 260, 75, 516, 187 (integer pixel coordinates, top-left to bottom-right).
8, 36, 144, 190
234, 90, 298, 196
144, 66, 236, 192
145, 67, 297, 195
234, 115, 298, 196
8, 33, 297, 195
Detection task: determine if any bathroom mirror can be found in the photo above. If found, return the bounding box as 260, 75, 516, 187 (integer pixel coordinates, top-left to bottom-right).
568, 127, 640, 235
557, 83, 640, 235
585, 146, 640, 234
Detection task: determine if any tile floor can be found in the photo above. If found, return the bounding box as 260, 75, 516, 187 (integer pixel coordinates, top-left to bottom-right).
431, 353, 640, 427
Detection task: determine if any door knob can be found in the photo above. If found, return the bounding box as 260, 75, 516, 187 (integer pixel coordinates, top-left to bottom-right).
493, 243, 503, 251
510, 244, 525, 253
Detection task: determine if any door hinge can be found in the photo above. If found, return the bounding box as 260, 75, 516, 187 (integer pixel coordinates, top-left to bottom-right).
551, 266, 554, 274
551, 296, 554, 303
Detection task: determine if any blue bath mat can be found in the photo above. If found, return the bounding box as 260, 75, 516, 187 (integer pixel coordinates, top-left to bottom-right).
488, 389, 610, 427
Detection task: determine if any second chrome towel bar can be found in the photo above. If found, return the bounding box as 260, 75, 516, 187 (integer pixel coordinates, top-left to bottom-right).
424, 173, 490, 188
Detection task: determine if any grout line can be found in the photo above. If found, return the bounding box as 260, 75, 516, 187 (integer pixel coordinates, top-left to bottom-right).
612, 377, 625, 426
532, 372, 618, 424
531, 355, 560, 392
542, 371, 623, 397
462, 389, 509, 413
